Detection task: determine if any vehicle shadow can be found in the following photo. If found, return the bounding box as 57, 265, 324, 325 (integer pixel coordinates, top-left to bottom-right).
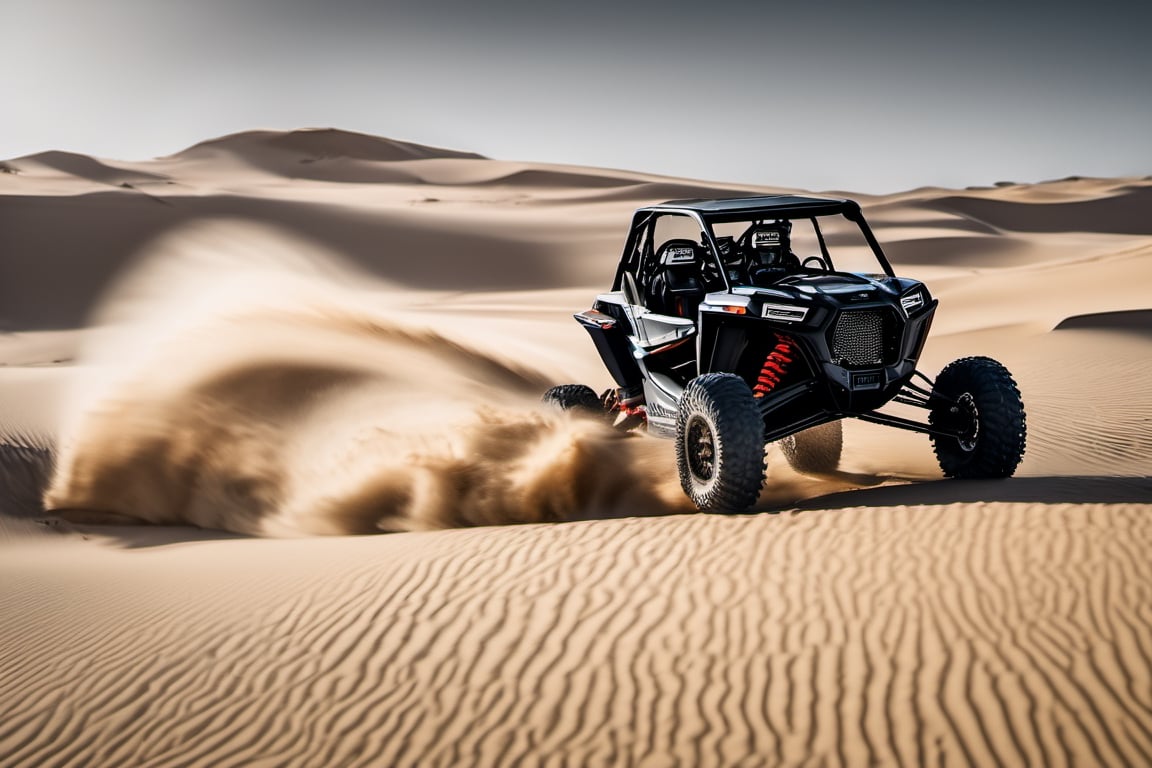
0, 440, 252, 549
10, 438, 1146, 549
793, 474, 1152, 510
22, 516, 251, 549
0, 439, 55, 519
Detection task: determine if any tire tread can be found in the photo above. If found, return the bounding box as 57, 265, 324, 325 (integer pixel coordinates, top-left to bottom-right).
675, 374, 765, 513
930, 356, 1027, 478
542, 384, 602, 415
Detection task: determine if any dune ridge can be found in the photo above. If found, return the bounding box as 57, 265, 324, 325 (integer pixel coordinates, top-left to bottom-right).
174, 127, 488, 163
4, 150, 171, 186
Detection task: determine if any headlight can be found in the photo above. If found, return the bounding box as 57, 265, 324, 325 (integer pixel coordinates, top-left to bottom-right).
900, 289, 924, 313
761, 303, 808, 323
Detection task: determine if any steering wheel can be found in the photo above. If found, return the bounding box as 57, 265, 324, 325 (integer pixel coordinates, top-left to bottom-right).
700, 255, 723, 288
802, 255, 829, 272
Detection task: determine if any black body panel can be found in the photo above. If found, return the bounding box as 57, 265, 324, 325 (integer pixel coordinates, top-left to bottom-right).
574, 309, 643, 389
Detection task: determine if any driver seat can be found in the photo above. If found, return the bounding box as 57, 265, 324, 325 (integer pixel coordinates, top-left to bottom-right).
747, 224, 801, 285
647, 239, 706, 318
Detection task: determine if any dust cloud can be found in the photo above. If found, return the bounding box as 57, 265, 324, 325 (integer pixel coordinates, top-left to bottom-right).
45, 221, 681, 535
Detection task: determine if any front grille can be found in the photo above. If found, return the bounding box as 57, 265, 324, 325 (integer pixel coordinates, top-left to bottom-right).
832, 310, 885, 366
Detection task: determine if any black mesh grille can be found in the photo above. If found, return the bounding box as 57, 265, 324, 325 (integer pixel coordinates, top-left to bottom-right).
832, 310, 884, 366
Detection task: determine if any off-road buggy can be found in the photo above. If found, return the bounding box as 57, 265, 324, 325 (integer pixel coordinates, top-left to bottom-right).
545, 195, 1027, 513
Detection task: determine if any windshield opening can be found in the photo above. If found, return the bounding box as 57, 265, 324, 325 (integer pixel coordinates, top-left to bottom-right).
708, 213, 883, 281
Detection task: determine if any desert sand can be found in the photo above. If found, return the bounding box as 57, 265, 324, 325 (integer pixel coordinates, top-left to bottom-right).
1, 128, 1150, 765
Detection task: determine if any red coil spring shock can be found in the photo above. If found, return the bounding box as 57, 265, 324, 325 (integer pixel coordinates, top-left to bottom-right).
753, 336, 796, 398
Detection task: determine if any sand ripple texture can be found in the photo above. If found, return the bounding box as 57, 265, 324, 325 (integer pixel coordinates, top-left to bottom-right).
2, 503, 1151, 767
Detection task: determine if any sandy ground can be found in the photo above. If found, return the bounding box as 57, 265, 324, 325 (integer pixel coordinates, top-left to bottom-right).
1, 128, 1150, 765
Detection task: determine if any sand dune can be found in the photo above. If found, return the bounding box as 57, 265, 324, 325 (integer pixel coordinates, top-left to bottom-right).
5, 150, 172, 186
176, 127, 488, 163
1055, 308, 1152, 333
1, 129, 1150, 765
929, 184, 1152, 235
2, 505, 1150, 766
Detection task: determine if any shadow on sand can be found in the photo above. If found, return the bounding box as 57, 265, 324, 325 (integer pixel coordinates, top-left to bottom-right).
795, 475, 1152, 510
5, 439, 1148, 549
0, 440, 251, 548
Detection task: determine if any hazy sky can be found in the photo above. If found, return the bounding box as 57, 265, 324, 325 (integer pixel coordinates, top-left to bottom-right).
4, 0, 1149, 192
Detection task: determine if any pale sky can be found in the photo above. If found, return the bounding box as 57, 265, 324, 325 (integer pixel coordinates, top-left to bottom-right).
3, 0, 1149, 192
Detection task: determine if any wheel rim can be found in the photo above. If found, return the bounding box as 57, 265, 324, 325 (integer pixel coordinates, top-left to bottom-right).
955, 393, 980, 452
685, 415, 716, 481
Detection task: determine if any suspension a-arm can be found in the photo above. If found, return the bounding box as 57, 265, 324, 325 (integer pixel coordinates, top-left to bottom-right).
855, 369, 963, 438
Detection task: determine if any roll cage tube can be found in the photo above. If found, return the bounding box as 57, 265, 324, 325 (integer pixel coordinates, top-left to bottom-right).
713, 210, 890, 278
610, 211, 649, 291
811, 217, 831, 264
611, 198, 895, 291
718, 211, 890, 277
842, 202, 896, 277
612, 210, 732, 293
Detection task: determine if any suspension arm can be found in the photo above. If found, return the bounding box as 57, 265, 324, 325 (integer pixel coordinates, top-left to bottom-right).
851, 410, 962, 438
892, 369, 954, 409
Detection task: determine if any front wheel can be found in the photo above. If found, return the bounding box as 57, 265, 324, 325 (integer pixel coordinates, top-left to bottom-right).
929, 357, 1026, 478
675, 374, 765, 513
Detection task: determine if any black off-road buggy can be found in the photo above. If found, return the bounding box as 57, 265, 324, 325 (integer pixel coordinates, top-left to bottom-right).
545, 195, 1027, 513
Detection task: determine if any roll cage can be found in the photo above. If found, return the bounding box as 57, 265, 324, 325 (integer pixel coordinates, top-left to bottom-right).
611, 195, 896, 293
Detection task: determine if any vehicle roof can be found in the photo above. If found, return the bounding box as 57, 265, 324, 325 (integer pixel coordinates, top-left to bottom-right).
639, 194, 856, 220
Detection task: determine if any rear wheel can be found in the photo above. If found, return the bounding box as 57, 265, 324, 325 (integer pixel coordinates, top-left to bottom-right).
675, 374, 765, 513
780, 420, 843, 474
542, 384, 603, 416
929, 356, 1026, 478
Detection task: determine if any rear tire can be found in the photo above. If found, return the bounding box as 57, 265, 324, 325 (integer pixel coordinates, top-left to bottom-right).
675, 374, 765, 513
929, 356, 1026, 478
542, 384, 602, 416
780, 420, 843, 474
